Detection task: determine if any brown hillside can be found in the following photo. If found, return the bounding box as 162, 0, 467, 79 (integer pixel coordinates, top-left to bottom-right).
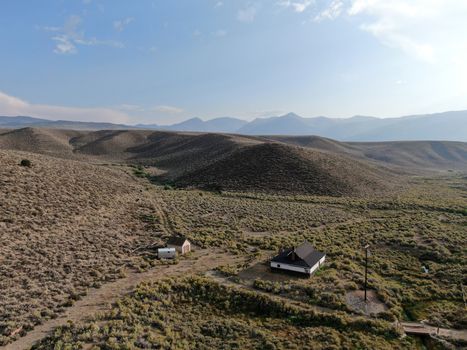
0, 128, 84, 158
71, 129, 153, 158
350, 140, 467, 170
174, 142, 397, 196
268, 135, 467, 171
0, 150, 155, 341
2, 128, 465, 196
127, 132, 262, 177
266, 135, 360, 155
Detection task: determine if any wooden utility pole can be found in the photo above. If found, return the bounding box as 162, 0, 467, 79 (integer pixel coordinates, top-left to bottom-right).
461, 283, 466, 308
364, 244, 370, 302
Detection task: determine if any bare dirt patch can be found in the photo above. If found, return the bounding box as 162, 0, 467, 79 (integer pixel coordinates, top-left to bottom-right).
345, 290, 388, 316
238, 261, 303, 283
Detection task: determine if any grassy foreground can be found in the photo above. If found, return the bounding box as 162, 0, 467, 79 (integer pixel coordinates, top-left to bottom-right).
33, 277, 411, 350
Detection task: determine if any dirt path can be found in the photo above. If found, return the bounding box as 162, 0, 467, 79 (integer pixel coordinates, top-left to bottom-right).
3, 249, 244, 350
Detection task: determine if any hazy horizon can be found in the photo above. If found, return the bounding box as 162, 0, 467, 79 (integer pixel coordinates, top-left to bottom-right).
3, 109, 467, 126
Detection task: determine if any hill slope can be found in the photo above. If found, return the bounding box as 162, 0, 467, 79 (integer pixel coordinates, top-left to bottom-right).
174, 143, 397, 196
268, 136, 467, 171
0, 116, 132, 130
0, 127, 84, 158
2, 128, 466, 196
0, 150, 154, 345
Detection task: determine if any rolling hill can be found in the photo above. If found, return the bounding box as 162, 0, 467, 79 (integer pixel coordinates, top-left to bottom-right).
174, 142, 397, 196
1, 127, 466, 197
0, 116, 132, 131
0, 127, 84, 158
267, 136, 467, 171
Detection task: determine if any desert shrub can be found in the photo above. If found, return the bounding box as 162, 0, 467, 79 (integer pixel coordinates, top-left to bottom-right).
133, 165, 149, 178
253, 279, 289, 294
20, 159, 31, 167
33, 277, 404, 349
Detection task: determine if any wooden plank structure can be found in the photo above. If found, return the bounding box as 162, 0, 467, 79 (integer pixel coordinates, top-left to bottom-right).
401, 322, 467, 342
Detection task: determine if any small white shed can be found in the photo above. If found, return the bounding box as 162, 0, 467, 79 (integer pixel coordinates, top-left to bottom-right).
158, 247, 176, 259
167, 236, 191, 255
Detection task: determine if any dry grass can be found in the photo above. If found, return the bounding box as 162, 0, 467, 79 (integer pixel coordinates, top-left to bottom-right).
0, 150, 159, 345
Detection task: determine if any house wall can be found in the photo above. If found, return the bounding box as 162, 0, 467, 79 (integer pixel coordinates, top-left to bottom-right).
270, 255, 325, 275
270, 262, 311, 274
182, 241, 190, 254
309, 256, 326, 274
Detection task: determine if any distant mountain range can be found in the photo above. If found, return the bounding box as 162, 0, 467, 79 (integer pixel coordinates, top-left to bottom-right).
136, 117, 248, 133
1, 110, 467, 141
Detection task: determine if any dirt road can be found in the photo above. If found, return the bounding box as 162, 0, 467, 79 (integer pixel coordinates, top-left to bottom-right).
3, 249, 243, 350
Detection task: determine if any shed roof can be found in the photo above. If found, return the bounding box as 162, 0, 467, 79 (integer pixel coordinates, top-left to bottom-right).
167, 236, 189, 246
271, 241, 325, 268
158, 247, 176, 252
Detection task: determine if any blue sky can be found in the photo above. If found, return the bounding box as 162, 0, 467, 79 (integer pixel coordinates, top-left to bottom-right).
1, 0, 467, 124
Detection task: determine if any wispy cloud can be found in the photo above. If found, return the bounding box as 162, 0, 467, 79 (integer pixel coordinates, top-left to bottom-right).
113, 17, 134, 32
214, 1, 223, 8
115, 104, 184, 115
346, 0, 438, 62
278, 0, 313, 13
0, 91, 186, 124
0, 91, 131, 123
42, 15, 124, 54
52, 35, 77, 54
314, 0, 343, 22
279, 0, 467, 67
213, 29, 227, 37
237, 5, 258, 22
151, 105, 184, 114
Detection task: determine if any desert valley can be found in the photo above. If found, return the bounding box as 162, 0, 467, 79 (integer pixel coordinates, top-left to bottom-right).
2, 2, 467, 348
0, 127, 465, 349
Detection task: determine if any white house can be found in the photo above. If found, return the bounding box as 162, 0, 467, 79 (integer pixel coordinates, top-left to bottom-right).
167, 236, 191, 255
158, 247, 176, 259
270, 241, 325, 276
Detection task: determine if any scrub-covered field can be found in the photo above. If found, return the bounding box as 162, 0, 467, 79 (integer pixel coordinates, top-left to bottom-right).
153, 175, 467, 330
1, 139, 465, 349
33, 277, 408, 350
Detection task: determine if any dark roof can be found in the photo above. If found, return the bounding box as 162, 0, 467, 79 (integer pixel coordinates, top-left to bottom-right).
167, 236, 189, 246
295, 241, 314, 260
271, 241, 325, 268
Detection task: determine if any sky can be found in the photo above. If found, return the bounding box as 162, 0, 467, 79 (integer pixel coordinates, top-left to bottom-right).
1, 0, 467, 124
